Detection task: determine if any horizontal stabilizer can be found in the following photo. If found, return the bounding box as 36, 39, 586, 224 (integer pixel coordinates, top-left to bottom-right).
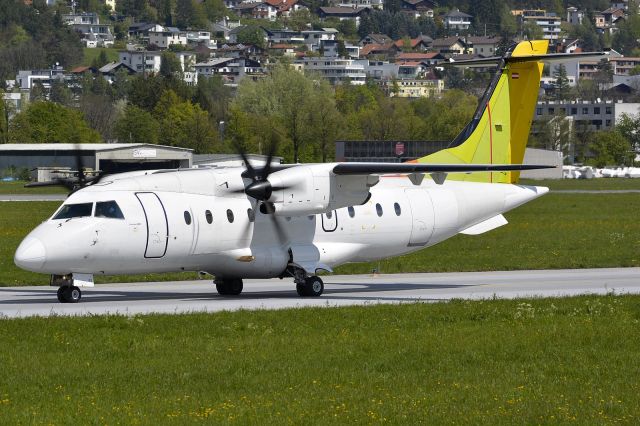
460, 214, 508, 235
448, 52, 606, 67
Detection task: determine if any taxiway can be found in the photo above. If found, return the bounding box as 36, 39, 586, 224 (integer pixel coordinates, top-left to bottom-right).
1, 268, 639, 318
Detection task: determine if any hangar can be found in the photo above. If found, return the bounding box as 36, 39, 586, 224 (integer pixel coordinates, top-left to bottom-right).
0, 143, 193, 181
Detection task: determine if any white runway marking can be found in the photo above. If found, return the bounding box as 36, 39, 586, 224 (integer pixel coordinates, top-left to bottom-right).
1, 268, 639, 318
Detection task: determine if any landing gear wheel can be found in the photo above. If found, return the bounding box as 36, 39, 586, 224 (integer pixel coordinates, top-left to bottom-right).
57, 286, 81, 303
297, 276, 324, 297
57, 286, 66, 303
215, 279, 243, 296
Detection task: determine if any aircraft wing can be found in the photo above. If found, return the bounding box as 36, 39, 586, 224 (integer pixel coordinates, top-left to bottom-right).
331, 163, 553, 175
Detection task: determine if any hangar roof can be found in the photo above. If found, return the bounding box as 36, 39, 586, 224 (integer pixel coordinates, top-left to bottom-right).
0, 143, 193, 152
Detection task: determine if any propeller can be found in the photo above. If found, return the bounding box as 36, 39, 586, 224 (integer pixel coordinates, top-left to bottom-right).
232, 142, 290, 245
24, 145, 106, 195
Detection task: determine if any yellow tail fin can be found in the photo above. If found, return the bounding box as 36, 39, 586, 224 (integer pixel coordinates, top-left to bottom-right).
418, 40, 549, 183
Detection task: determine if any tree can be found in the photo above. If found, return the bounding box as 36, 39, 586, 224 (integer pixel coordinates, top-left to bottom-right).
616, 112, 640, 152
553, 64, 570, 101
588, 130, 633, 167
523, 22, 544, 40
9, 101, 101, 144
114, 104, 160, 144
49, 80, 73, 106
160, 51, 183, 79
236, 26, 266, 49
233, 65, 319, 162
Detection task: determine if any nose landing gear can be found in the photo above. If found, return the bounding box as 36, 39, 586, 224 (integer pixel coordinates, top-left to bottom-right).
51, 274, 83, 303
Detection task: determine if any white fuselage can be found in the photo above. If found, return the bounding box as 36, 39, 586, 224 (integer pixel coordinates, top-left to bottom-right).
15, 167, 547, 279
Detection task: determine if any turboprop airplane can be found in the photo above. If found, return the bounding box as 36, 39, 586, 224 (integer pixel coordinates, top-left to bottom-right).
14, 40, 601, 303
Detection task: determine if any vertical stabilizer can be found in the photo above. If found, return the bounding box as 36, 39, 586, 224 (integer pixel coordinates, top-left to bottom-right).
418, 40, 549, 183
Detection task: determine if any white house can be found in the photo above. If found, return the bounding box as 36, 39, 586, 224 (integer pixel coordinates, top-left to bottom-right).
149, 27, 187, 49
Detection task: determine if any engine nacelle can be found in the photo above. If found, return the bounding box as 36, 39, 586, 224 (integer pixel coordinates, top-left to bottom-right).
267, 164, 376, 216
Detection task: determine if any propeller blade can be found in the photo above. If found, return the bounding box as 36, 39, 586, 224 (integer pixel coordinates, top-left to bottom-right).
261, 202, 288, 246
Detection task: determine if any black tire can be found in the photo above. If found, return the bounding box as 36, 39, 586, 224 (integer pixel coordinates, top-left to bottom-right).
57, 287, 67, 303
296, 282, 305, 297
297, 276, 324, 297
216, 279, 243, 296
66, 286, 81, 303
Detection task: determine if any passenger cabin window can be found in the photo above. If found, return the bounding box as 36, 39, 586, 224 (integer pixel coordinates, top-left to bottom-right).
53, 203, 93, 220
348, 206, 355, 218
95, 201, 125, 219
376, 203, 383, 217
394, 203, 401, 216
184, 211, 192, 225
227, 209, 234, 223
205, 210, 213, 224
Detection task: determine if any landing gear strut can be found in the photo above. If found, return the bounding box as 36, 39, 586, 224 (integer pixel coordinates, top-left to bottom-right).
292, 268, 324, 297
215, 278, 243, 296
52, 275, 82, 303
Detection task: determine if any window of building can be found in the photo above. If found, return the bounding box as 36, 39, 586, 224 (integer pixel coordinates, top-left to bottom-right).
536, 108, 542, 115
548, 107, 554, 114
184, 211, 192, 225
594, 107, 600, 114
227, 209, 234, 223
376, 203, 383, 217
606, 119, 612, 127
348, 206, 355, 218
571, 107, 577, 115
205, 210, 213, 224
582, 107, 589, 114
606, 107, 612, 114
394, 203, 401, 216
95, 201, 124, 219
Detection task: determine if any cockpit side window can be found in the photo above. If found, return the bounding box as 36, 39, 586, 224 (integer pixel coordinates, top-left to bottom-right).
95, 201, 125, 219
52, 203, 93, 220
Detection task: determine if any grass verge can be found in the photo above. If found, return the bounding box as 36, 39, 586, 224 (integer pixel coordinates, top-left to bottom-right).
519, 178, 640, 190
1, 191, 639, 285
0, 296, 639, 423
0, 181, 66, 195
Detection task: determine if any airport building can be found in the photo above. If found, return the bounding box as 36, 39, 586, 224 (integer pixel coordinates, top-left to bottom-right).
0, 143, 193, 181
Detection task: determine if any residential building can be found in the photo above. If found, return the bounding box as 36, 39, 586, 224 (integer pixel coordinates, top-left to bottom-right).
443, 8, 472, 31
265, 28, 305, 45
187, 31, 215, 48
149, 27, 187, 49
62, 12, 114, 47
392, 36, 432, 52
431, 36, 467, 55
566, 6, 583, 25
2, 92, 28, 117
380, 77, 444, 98
513, 9, 561, 40
534, 100, 640, 131
15, 65, 67, 91
97, 62, 137, 84
301, 28, 339, 52
298, 57, 367, 85
609, 57, 640, 75
194, 57, 263, 85
359, 43, 397, 59
395, 52, 445, 66
118, 50, 196, 78
400, 0, 435, 18
320, 39, 360, 58
467, 36, 500, 56
234, 2, 279, 20
127, 23, 164, 40
338, 0, 383, 10
359, 33, 393, 46
318, 7, 368, 27
265, 0, 306, 17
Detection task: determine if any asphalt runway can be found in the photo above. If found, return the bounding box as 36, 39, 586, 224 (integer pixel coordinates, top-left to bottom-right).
1, 268, 639, 318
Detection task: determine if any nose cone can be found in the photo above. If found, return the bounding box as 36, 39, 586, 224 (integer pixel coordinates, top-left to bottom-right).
14, 237, 46, 271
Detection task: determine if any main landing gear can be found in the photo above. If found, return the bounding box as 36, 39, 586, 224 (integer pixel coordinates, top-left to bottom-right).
215, 278, 244, 296
292, 268, 324, 297
52, 275, 82, 303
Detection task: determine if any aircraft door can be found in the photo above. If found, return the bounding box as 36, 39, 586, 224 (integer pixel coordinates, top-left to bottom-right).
404, 189, 435, 246
322, 210, 338, 232
135, 192, 169, 258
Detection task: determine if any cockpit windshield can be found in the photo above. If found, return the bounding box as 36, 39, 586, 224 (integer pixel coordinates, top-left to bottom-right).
95, 201, 125, 219
52, 203, 93, 220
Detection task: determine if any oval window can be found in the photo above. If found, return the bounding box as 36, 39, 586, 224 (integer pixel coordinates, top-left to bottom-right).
376, 203, 383, 217
184, 211, 192, 225
394, 203, 401, 216
205, 210, 213, 224
326, 211, 333, 219
247, 208, 255, 222
227, 209, 234, 223
348, 206, 355, 218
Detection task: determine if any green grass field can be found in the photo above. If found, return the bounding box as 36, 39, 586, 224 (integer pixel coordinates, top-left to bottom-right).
519, 178, 640, 191
1, 188, 639, 285
0, 181, 67, 195
1, 296, 639, 423
80, 47, 119, 67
